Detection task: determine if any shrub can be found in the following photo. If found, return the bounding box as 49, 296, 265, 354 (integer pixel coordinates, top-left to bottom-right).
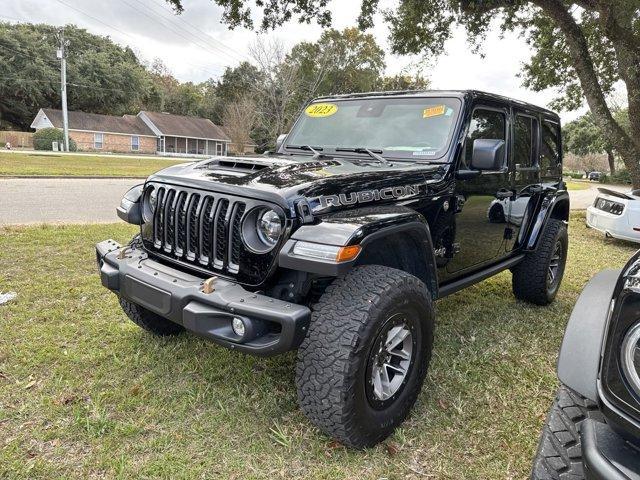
599, 169, 631, 185
565, 172, 583, 179
33, 128, 77, 151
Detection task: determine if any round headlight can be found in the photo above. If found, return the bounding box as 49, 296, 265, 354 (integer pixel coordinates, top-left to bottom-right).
242, 208, 283, 253
257, 209, 282, 246
142, 186, 157, 223
621, 322, 640, 397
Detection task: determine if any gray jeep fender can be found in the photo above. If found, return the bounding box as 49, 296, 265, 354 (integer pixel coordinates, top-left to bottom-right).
278, 205, 439, 298
557, 269, 620, 401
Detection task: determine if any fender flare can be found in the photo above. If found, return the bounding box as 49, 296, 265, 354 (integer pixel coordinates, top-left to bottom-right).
557, 269, 620, 401
278, 206, 439, 298
522, 191, 570, 250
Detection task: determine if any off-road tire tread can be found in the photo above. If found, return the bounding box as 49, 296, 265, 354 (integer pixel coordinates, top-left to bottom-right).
513, 218, 567, 305
118, 235, 184, 336
531, 385, 604, 480
295, 265, 434, 448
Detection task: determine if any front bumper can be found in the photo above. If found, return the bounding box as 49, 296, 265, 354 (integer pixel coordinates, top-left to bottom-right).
96, 239, 311, 356
582, 419, 640, 480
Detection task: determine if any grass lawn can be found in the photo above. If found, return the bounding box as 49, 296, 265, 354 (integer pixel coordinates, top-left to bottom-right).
1, 213, 637, 479
0, 152, 189, 177
564, 180, 591, 191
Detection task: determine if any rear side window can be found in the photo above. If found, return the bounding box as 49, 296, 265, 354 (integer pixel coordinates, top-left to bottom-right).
514, 114, 538, 169
463, 108, 506, 169
540, 120, 561, 177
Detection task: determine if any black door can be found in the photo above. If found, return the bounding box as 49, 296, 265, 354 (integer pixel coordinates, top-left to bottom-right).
446, 106, 512, 274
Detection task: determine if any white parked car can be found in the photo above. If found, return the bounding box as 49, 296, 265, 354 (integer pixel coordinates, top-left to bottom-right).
586, 188, 640, 243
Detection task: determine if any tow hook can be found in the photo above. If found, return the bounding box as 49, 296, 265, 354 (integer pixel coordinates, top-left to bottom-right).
202, 276, 218, 294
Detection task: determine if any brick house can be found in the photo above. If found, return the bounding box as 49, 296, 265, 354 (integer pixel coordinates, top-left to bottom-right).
30, 109, 231, 157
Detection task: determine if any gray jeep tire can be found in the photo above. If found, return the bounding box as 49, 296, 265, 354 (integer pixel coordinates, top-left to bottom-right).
531, 384, 604, 479
513, 218, 568, 305
118, 235, 185, 336
295, 265, 435, 448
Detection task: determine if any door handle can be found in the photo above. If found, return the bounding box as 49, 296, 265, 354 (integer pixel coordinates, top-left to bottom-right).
495, 189, 514, 200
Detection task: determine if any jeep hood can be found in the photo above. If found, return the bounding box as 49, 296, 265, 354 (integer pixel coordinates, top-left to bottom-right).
147, 155, 447, 209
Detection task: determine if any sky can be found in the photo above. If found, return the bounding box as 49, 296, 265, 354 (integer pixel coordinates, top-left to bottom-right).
3, 0, 586, 121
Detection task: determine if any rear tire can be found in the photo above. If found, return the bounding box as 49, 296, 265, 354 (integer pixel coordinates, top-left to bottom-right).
531, 385, 603, 480
118, 234, 184, 336
295, 265, 435, 448
512, 218, 568, 305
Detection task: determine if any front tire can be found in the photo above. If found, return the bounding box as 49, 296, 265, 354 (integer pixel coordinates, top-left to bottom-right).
531, 385, 603, 479
295, 265, 435, 448
512, 218, 568, 305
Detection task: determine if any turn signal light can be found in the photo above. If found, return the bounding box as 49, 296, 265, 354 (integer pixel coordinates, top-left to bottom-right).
336, 245, 362, 262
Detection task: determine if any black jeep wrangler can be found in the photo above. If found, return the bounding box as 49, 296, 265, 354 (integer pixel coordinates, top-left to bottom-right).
532, 252, 640, 479
97, 90, 569, 448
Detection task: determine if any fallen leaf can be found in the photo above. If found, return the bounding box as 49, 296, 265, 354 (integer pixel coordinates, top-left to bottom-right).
23, 380, 36, 390
385, 442, 400, 456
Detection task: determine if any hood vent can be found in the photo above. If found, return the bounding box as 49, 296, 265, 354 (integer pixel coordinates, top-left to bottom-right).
197, 158, 272, 177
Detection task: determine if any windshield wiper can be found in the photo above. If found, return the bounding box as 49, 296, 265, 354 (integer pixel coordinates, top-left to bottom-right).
335, 147, 391, 166
285, 144, 326, 159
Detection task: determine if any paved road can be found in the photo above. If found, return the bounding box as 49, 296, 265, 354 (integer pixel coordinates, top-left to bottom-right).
3, 149, 191, 162
0, 178, 141, 225
569, 183, 629, 210
0, 178, 632, 225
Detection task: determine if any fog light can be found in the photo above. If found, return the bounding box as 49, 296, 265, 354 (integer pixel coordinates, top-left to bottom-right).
232, 317, 246, 337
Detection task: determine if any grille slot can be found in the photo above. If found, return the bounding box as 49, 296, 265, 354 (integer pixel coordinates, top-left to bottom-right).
150, 186, 252, 277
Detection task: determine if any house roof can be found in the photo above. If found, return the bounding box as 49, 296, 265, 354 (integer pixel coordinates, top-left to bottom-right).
41, 108, 156, 136
140, 111, 230, 141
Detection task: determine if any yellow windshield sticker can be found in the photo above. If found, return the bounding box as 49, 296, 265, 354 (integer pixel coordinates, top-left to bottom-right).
305, 103, 338, 118
423, 105, 446, 118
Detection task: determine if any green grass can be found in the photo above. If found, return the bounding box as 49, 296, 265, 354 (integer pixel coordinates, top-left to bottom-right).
0, 214, 637, 479
0, 152, 189, 177
564, 181, 591, 191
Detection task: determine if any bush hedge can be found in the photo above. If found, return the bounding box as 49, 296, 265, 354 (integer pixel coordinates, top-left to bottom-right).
565, 172, 584, 179
33, 128, 77, 151
599, 169, 632, 185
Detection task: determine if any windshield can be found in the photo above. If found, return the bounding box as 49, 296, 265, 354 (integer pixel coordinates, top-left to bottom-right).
285, 96, 461, 161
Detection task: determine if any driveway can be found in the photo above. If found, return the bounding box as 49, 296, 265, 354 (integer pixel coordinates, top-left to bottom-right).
0, 178, 141, 225
568, 183, 629, 210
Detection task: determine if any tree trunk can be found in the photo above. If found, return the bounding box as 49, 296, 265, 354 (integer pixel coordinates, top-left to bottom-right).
533, 0, 640, 188
606, 148, 615, 174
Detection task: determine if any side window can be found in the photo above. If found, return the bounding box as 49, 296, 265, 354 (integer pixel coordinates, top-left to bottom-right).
540, 120, 561, 177
94, 133, 104, 149
463, 108, 506, 169
514, 114, 538, 169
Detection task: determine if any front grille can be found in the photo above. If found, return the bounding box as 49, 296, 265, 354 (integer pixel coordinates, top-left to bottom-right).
143, 184, 282, 285
595, 197, 624, 215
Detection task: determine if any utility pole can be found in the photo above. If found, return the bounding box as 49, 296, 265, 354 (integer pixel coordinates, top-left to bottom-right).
56, 28, 70, 152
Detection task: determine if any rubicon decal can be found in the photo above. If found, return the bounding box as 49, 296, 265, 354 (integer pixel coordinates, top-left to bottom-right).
318, 184, 423, 209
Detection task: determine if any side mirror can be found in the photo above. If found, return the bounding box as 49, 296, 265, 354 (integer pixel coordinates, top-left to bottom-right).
275, 133, 288, 153
471, 139, 505, 171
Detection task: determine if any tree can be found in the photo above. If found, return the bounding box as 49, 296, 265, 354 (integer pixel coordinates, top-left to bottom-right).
286, 27, 386, 101
212, 62, 263, 123
377, 73, 430, 92
564, 108, 630, 173
223, 94, 257, 154
164, 1, 640, 189
564, 113, 614, 172
0, 22, 150, 130
249, 38, 302, 151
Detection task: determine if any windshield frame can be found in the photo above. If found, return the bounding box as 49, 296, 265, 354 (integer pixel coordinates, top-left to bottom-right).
282, 94, 465, 163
